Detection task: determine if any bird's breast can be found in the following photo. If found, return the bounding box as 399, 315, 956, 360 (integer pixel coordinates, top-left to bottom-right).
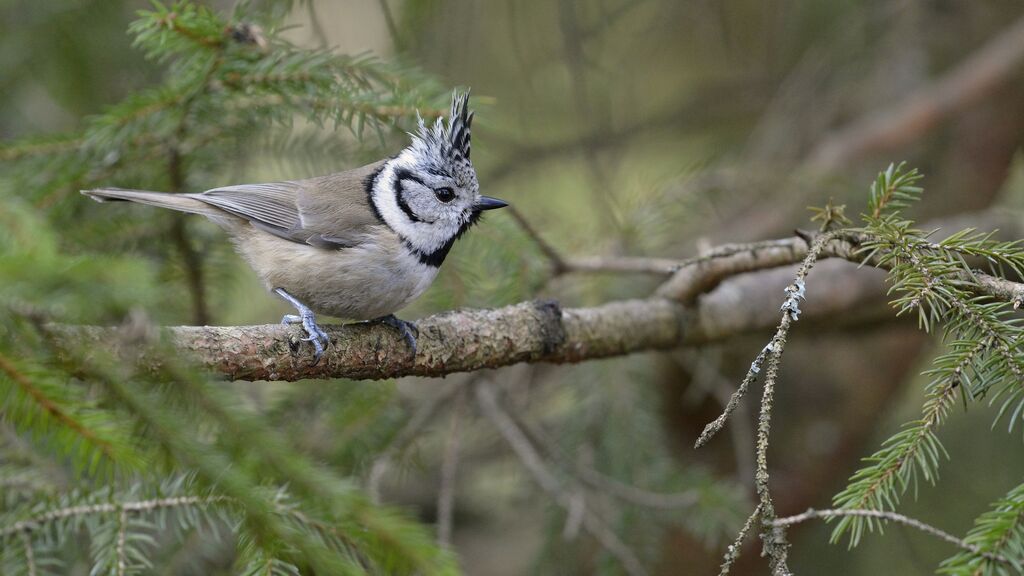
234, 226, 440, 320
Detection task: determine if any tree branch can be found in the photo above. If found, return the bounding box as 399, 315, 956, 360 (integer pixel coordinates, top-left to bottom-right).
53, 299, 684, 382
804, 14, 1024, 176
48, 221, 1024, 382
772, 508, 1010, 565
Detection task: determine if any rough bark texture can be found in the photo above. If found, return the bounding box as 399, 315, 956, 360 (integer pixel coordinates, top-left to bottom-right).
59, 299, 685, 381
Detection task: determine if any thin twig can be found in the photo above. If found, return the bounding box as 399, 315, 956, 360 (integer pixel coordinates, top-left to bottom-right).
508, 205, 569, 273
367, 378, 471, 502
305, 0, 329, 48
511, 207, 811, 278
772, 508, 1011, 565
681, 349, 755, 487
116, 507, 128, 576
513, 411, 700, 510
694, 346, 771, 448
436, 387, 466, 547
718, 504, 761, 576
707, 232, 835, 574
758, 234, 835, 575
475, 381, 649, 576
376, 0, 403, 50
805, 14, 1024, 176
756, 312, 794, 576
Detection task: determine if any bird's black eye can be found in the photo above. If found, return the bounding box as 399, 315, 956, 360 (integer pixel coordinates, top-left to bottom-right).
434, 187, 456, 203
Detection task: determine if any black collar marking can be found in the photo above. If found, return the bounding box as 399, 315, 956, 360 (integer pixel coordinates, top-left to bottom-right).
405, 209, 483, 268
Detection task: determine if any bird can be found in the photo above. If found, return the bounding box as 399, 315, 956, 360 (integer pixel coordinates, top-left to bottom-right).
82, 91, 507, 362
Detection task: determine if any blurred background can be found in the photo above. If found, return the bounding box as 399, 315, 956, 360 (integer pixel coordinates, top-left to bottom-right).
3, 0, 1024, 574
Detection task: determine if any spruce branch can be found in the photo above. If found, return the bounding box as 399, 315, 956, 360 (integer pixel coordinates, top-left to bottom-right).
828, 163, 1024, 558
940, 481, 1024, 575
0, 351, 117, 464
689, 163, 1024, 573
0, 347, 144, 475
72, 359, 370, 575
829, 338, 984, 546
0, 135, 84, 163
152, 352, 458, 575
22, 320, 409, 574
0, 492, 224, 540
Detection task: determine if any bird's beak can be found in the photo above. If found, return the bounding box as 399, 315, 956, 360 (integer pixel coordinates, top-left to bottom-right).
475, 196, 509, 211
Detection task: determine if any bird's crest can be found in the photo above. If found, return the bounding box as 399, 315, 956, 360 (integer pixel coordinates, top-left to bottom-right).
410, 90, 474, 163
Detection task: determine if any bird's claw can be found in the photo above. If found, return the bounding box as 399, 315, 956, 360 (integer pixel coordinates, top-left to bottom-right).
282, 311, 328, 364
376, 315, 418, 354
276, 289, 329, 364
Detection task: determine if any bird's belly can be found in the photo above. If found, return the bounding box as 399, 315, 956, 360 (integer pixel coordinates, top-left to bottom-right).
236, 231, 439, 320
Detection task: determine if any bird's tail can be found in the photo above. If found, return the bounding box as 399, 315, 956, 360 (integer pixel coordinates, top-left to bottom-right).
81, 188, 220, 218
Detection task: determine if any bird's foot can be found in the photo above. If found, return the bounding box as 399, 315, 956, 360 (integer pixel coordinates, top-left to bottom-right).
373, 314, 418, 354
275, 288, 329, 364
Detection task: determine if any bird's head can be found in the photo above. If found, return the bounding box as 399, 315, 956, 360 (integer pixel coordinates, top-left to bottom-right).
369, 90, 507, 266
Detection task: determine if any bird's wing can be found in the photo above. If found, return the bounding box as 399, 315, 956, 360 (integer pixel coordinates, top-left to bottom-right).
292, 160, 388, 247
196, 160, 387, 248
196, 181, 313, 243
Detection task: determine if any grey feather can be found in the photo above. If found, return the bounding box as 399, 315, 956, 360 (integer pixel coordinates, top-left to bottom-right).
84, 160, 388, 250
198, 182, 302, 231
195, 160, 386, 248
81, 188, 224, 219
292, 160, 386, 246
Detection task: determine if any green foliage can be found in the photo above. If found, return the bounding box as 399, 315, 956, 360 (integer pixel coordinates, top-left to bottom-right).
808, 197, 852, 232
827, 163, 1024, 569
0, 1, 459, 573
865, 161, 924, 221
1, 0, 446, 280
939, 481, 1024, 576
